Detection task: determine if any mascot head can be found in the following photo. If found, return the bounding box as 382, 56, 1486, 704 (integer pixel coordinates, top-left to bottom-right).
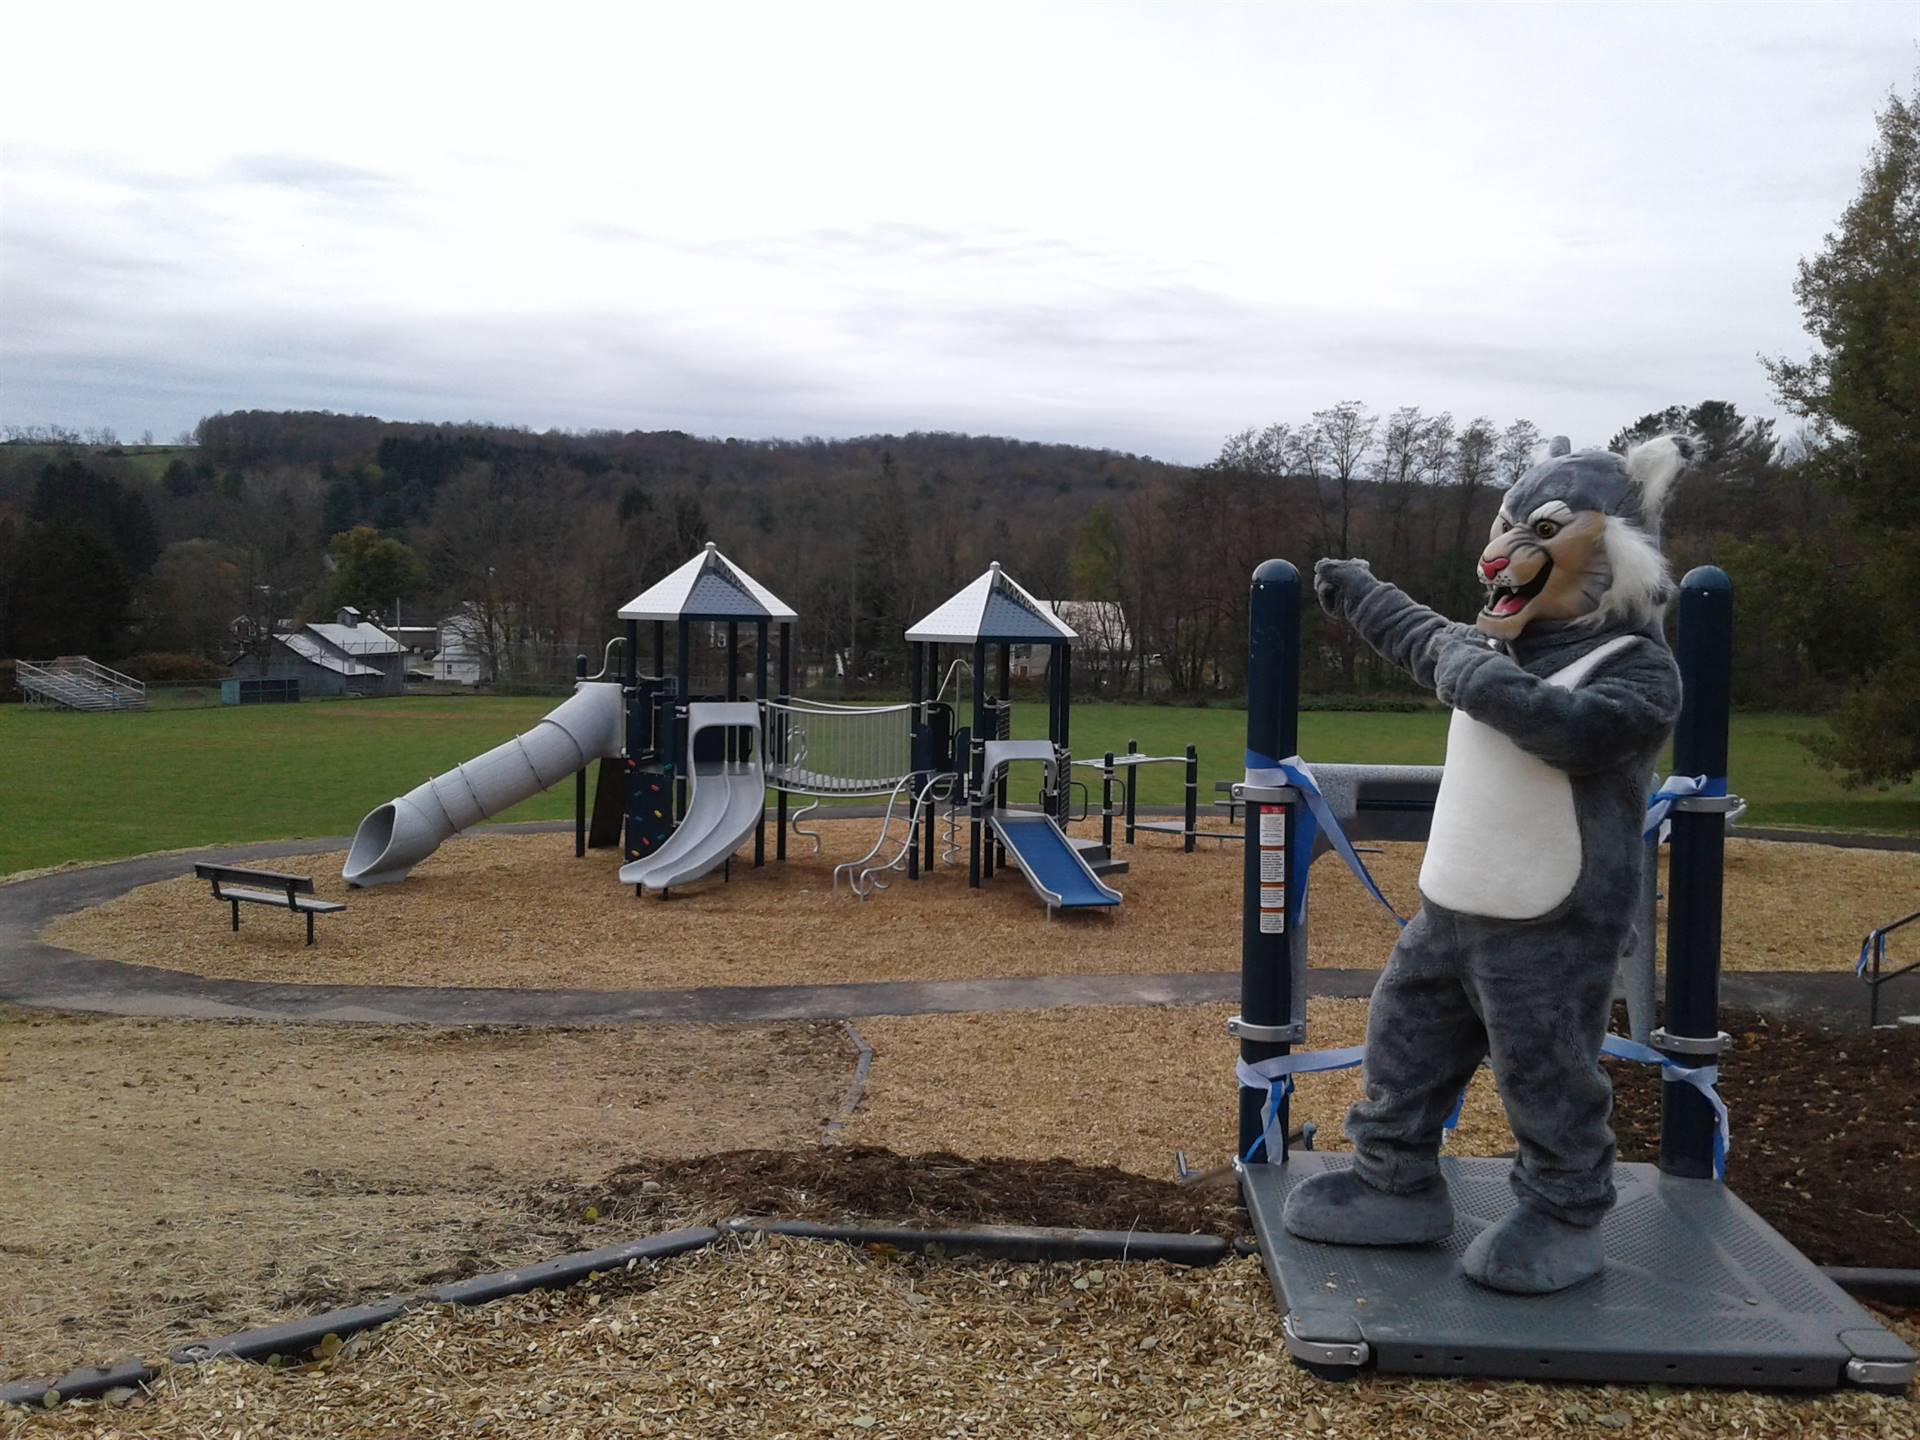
1475, 434, 1693, 640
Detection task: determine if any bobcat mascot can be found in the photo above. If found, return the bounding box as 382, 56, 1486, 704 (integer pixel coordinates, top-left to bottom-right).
1282, 435, 1693, 1294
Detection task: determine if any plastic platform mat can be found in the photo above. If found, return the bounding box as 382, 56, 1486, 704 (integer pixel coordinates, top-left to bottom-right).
1243, 1153, 1916, 1391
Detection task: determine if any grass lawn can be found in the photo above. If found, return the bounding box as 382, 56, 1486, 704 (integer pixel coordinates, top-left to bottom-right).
1, 696, 1914, 876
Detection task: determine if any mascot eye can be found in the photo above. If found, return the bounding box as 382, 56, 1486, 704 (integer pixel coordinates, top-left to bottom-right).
1534, 519, 1559, 539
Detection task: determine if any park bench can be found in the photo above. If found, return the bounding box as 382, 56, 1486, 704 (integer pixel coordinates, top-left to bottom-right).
193, 863, 344, 946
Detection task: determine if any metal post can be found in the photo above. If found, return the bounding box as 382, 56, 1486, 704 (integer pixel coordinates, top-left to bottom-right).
754, 620, 769, 868
625, 621, 640, 687
1240, 560, 1302, 1161
923, 643, 938, 876
1057, 642, 1072, 824
675, 618, 691, 820
970, 639, 986, 888
1660, 566, 1733, 1179
777, 623, 791, 861
995, 643, 1010, 871
1102, 751, 1115, 851
909, 640, 924, 880
1124, 738, 1138, 844
1184, 744, 1198, 853
575, 652, 589, 858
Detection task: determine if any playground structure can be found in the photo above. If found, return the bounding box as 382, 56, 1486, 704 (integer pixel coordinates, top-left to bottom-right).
1226, 559, 1915, 1392
342, 547, 1205, 914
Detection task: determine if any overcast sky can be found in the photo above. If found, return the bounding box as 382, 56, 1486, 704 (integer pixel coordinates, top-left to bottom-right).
2, 2, 1914, 462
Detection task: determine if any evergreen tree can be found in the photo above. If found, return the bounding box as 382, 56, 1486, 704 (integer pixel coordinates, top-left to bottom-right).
1764, 78, 1920, 785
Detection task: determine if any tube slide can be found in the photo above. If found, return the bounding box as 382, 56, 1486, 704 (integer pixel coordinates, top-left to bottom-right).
619, 702, 766, 894
342, 681, 625, 886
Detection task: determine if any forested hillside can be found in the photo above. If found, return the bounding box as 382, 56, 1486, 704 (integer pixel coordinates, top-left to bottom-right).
0, 400, 1849, 712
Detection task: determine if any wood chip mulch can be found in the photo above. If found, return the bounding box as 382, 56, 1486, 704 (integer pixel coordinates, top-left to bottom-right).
8, 1238, 1915, 1439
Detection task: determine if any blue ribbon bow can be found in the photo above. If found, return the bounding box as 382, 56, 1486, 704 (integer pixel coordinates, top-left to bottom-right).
1600, 1033, 1730, 1180
1644, 774, 1728, 844
1244, 751, 1405, 929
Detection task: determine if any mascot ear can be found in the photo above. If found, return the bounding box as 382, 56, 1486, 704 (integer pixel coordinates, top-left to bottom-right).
1532, 435, 1574, 465
1625, 434, 1694, 525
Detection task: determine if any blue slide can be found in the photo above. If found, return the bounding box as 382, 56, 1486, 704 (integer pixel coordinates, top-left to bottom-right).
992, 811, 1123, 914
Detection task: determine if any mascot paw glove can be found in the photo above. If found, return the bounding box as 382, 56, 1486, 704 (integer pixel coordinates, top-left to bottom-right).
1431, 627, 1504, 709
1313, 557, 1376, 617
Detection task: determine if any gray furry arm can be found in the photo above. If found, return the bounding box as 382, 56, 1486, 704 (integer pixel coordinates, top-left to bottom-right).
1432, 636, 1682, 775
1314, 559, 1476, 688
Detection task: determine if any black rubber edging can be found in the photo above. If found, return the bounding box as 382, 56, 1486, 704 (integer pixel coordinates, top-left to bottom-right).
2, 1227, 719, 1410
725, 1218, 1231, 1266
0, 1358, 154, 1410
1823, 1267, 1920, 1307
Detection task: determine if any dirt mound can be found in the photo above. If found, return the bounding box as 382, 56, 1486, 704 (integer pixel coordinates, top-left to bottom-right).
542, 1146, 1246, 1239
1610, 1008, 1920, 1269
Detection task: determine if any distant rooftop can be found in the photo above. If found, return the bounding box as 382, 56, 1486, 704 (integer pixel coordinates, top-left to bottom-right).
617, 543, 798, 623
906, 563, 1078, 645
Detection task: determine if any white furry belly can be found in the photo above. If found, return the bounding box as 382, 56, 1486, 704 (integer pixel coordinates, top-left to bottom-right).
1419, 707, 1580, 920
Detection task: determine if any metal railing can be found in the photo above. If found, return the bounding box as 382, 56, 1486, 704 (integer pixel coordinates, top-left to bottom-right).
834, 773, 961, 899
15, 657, 148, 712
764, 698, 914, 797
1860, 909, 1920, 1028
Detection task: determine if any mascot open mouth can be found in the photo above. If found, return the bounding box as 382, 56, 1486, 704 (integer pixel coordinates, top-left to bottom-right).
1483, 558, 1553, 619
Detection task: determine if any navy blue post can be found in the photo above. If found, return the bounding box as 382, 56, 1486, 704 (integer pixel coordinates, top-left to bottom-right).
1057, 641, 1074, 824
776, 623, 791, 861
675, 618, 691, 820
574, 652, 589, 857
1183, 744, 1198, 853
1124, 738, 1138, 844
1240, 560, 1302, 1160
754, 619, 768, 867
1660, 566, 1733, 1179
1102, 751, 1115, 850
908, 640, 925, 881
969, 639, 986, 888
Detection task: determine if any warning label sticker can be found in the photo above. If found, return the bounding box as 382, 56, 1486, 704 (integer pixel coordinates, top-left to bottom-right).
1259, 908, 1286, 934
1259, 809, 1286, 845
1259, 849, 1286, 883
1260, 885, 1287, 910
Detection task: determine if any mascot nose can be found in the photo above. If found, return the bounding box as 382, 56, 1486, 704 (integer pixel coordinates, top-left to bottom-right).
1480, 555, 1510, 579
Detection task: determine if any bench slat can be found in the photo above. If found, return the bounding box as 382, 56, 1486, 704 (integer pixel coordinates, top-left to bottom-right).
218, 887, 345, 913
193, 864, 315, 891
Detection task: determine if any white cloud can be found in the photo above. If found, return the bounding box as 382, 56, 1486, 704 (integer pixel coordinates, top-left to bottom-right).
1, 0, 1913, 458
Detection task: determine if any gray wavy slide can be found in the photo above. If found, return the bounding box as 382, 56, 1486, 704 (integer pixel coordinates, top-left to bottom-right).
618, 702, 767, 894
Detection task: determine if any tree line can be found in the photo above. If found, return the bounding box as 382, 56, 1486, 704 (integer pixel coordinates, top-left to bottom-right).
2, 79, 1911, 786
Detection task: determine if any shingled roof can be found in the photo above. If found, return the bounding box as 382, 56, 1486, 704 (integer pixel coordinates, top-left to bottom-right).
617, 543, 798, 623
905, 563, 1077, 645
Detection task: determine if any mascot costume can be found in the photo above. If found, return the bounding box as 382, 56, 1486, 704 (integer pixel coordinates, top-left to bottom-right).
1281, 434, 1694, 1295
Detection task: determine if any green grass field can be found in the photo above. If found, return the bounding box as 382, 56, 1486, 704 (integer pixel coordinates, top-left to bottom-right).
1, 697, 1914, 876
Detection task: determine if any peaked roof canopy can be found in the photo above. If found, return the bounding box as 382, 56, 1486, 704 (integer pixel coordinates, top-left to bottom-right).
618, 543, 798, 623
905, 562, 1078, 645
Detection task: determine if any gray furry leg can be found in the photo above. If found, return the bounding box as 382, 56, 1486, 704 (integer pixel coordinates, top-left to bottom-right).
1458, 915, 1622, 1294
1282, 908, 1482, 1247
1468, 918, 1621, 1226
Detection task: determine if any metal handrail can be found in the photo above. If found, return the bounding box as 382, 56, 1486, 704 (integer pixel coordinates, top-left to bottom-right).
1861, 908, 1920, 1027
834, 772, 958, 899
16, 657, 148, 711
934, 657, 977, 705
583, 636, 626, 682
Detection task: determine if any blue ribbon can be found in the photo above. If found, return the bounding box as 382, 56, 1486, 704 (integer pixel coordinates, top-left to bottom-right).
1236, 1037, 1729, 1180
1644, 774, 1728, 843
1601, 1034, 1730, 1180
1857, 930, 1884, 978
1236, 1047, 1366, 1162
1245, 751, 1405, 929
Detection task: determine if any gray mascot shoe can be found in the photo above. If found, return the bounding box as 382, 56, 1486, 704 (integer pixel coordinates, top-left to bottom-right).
1461, 1205, 1604, 1294
1281, 1168, 1454, 1246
